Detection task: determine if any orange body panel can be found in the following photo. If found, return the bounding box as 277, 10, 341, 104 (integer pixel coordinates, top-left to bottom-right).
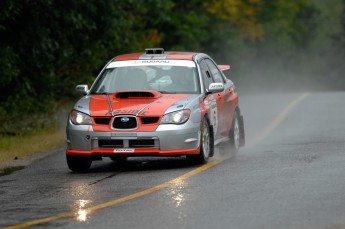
166, 52, 195, 60
114, 53, 143, 61
89, 93, 192, 132
67, 147, 200, 156
112, 52, 196, 61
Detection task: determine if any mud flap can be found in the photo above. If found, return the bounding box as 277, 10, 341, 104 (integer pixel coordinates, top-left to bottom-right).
239, 115, 245, 147
209, 125, 215, 157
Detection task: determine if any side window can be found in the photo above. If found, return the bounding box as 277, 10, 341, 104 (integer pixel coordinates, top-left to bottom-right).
199, 59, 214, 89
205, 59, 224, 83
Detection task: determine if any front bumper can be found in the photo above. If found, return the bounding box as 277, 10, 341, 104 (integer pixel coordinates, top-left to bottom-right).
66, 120, 201, 156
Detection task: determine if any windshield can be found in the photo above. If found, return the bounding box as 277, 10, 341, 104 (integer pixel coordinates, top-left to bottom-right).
90, 60, 200, 94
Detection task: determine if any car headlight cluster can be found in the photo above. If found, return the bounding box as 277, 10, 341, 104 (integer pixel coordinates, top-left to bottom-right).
161, 109, 190, 124
70, 110, 92, 125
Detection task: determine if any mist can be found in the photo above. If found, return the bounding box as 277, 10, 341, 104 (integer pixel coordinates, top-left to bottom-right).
212, 0, 345, 95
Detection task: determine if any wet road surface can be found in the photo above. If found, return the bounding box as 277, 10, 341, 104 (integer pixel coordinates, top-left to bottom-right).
1, 92, 345, 229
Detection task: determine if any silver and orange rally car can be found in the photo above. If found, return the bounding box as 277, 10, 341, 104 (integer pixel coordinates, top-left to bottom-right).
66, 48, 245, 172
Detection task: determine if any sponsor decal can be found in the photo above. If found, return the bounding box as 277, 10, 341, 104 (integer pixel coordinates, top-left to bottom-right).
107, 60, 196, 68
210, 84, 223, 90
114, 149, 135, 153
142, 60, 170, 64
210, 99, 218, 135
105, 110, 146, 116
203, 100, 209, 108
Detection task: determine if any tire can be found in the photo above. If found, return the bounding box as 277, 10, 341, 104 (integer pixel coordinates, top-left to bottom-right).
187, 117, 213, 164
239, 115, 245, 147
66, 155, 92, 172
110, 155, 128, 163
229, 111, 240, 153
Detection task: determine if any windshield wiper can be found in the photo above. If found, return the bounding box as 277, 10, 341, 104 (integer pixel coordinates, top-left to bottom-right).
158, 91, 176, 94
91, 92, 110, 95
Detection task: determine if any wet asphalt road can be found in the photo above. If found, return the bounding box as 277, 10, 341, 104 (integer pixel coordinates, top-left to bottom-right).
1, 92, 345, 229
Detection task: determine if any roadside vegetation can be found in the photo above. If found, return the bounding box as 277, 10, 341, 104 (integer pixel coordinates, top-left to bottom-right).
0, 0, 344, 164
0, 128, 65, 164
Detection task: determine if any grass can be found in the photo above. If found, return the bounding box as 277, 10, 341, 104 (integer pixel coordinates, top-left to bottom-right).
0, 166, 25, 176
0, 128, 65, 164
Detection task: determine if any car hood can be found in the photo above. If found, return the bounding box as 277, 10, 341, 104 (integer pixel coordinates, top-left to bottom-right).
89, 91, 195, 117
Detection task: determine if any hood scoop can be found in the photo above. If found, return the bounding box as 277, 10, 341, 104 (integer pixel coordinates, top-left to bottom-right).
114, 90, 161, 99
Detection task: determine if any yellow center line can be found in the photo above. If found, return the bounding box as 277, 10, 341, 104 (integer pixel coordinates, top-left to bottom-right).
249, 92, 310, 147
3, 92, 311, 229
4, 159, 224, 229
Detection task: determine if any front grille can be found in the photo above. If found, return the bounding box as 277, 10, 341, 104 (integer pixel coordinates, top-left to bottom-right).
94, 117, 111, 125
141, 117, 159, 124
99, 140, 123, 148
113, 116, 137, 129
97, 139, 158, 148
129, 139, 155, 148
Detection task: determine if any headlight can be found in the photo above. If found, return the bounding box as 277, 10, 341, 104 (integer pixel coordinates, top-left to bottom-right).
161, 109, 190, 124
70, 110, 92, 125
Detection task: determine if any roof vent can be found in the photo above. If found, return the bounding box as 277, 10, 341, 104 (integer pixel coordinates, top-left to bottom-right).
145, 48, 164, 54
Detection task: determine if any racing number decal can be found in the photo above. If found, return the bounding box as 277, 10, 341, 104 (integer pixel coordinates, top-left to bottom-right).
203, 96, 218, 135
210, 100, 218, 136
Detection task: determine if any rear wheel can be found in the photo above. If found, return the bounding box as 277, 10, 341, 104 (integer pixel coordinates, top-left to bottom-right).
66, 155, 92, 172
187, 118, 213, 164
239, 115, 245, 147
229, 112, 240, 153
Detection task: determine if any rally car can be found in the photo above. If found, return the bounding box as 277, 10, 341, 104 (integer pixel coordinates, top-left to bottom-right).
66, 48, 245, 172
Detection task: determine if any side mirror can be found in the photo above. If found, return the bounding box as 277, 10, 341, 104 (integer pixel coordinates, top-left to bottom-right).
207, 83, 224, 94
75, 85, 89, 95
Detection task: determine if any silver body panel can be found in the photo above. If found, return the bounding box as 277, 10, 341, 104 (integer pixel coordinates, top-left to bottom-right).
66, 52, 240, 156
66, 113, 201, 152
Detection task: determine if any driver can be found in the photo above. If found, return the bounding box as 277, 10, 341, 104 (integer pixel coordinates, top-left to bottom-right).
165, 66, 194, 92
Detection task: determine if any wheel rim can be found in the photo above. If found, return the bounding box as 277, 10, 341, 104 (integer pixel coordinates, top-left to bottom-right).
233, 118, 240, 149
202, 120, 210, 158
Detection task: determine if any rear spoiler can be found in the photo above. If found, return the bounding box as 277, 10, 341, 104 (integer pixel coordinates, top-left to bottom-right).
218, 65, 231, 71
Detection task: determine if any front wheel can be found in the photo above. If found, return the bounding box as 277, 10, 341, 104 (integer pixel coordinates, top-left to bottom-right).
66, 155, 92, 172
186, 118, 213, 164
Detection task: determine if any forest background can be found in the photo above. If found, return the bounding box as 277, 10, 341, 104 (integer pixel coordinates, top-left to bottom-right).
1, 0, 344, 137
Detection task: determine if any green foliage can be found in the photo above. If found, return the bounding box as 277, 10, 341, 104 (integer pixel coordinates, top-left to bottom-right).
0, 0, 344, 135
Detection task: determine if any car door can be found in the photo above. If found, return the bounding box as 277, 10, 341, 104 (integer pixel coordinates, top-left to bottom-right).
204, 59, 232, 138
199, 59, 221, 138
